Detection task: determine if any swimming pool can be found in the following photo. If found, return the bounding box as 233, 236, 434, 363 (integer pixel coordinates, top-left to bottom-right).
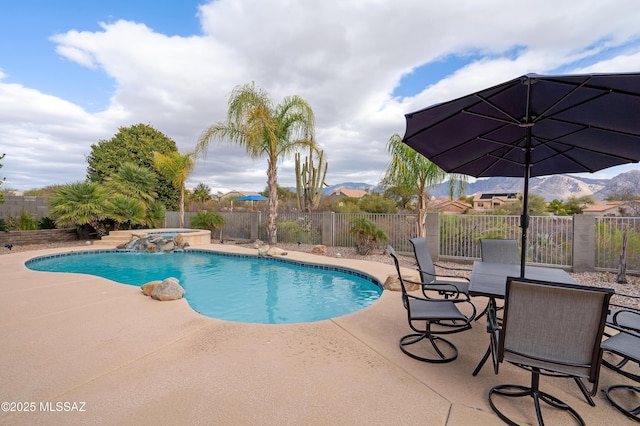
26, 250, 383, 324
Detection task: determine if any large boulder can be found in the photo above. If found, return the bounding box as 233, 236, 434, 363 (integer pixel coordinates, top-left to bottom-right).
383, 274, 421, 292
150, 277, 185, 301
141, 280, 162, 296
312, 245, 327, 255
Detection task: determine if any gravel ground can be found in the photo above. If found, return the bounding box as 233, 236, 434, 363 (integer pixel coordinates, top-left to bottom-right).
4, 239, 638, 308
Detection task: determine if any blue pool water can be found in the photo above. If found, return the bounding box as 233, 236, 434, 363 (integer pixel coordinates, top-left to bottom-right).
26, 250, 382, 324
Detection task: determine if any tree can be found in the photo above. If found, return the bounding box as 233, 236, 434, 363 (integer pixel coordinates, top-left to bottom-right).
153, 151, 196, 228
349, 217, 388, 255
49, 182, 110, 236
379, 175, 415, 210
190, 183, 212, 203
564, 195, 594, 215
358, 193, 398, 213
107, 194, 146, 230
104, 162, 157, 205
383, 133, 465, 237
546, 199, 567, 216
498, 193, 548, 216
86, 123, 180, 209
197, 82, 316, 244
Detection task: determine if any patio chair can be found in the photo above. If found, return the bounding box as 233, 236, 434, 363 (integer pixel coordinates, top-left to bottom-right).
600, 298, 640, 422
475, 238, 520, 322
408, 238, 475, 316
388, 245, 474, 363
479, 238, 520, 264
488, 277, 613, 426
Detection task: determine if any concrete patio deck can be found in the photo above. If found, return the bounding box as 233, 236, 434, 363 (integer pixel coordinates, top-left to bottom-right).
0, 242, 632, 425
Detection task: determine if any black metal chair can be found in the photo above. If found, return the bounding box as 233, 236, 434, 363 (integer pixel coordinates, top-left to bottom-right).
474, 238, 521, 322
488, 277, 614, 426
408, 238, 476, 316
601, 297, 640, 422
388, 244, 474, 363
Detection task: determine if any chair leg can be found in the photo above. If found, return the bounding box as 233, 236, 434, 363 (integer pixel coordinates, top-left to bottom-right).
399, 333, 458, 363
488, 370, 586, 426
573, 377, 596, 406
603, 385, 640, 422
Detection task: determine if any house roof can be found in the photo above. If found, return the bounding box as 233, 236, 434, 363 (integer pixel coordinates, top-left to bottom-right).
428, 198, 472, 211
474, 192, 519, 201
582, 201, 626, 212
330, 188, 369, 198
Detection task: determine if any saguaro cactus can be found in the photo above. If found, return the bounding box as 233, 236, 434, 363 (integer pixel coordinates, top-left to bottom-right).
295, 146, 328, 212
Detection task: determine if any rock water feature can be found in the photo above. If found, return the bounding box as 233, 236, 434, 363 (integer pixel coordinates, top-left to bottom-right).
116, 233, 188, 301
116, 232, 190, 253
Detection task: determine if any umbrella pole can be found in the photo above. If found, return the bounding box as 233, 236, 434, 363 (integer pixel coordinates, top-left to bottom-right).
520, 128, 532, 277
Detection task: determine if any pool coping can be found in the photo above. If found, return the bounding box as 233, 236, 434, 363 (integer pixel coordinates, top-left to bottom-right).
0, 242, 627, 425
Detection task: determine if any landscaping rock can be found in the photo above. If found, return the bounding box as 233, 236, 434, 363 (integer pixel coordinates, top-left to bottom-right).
141, 280, 161, 296
383, 274, 421, 292
312, 245, 327, 255
150, 277, 185, 301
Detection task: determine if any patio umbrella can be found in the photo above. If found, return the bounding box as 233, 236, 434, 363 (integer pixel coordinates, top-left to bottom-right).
234, 194, 269, 210
403, 72, 640, 276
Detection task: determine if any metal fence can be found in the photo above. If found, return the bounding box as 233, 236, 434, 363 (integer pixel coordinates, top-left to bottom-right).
166, 211, 640, 273
595, 216, 640, 272
438, 215, 574, 267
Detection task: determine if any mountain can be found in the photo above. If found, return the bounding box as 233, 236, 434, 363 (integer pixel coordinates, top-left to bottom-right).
387, 170, 640, 201
321, 182, 379, 196
316, 170, 639, 201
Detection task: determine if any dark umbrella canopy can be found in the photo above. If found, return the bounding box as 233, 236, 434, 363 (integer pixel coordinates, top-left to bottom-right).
403, 72, 640, 275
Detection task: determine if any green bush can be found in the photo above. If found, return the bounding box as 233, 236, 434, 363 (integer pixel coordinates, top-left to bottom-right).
38, 216, 57, 229
7, 211, 39, 230
349, 217, 388, 255
191, 211, 225, 234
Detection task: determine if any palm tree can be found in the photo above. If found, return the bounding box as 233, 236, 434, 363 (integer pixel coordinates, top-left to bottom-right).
49, 181, 110, 236
104, 162, 157, 206
107, 194, 147, 230
153, 151, 196, 228
384, 133, 465, 237
196, 82, 316, 244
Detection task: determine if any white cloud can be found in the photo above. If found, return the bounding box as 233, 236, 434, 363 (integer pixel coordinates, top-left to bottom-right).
2, 0, 640, 193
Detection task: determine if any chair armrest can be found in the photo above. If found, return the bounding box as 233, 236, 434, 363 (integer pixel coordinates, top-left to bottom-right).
434, 262, 472, 273
417, 268, 470, 282
609, 304, 640, 333
404, 277, 465, 300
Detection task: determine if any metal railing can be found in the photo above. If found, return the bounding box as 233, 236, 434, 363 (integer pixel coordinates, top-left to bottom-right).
166, 211, 640, 273
595, 216, 640, 272
438, 215, 573, 267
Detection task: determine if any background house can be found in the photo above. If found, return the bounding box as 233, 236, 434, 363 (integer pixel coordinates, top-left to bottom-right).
327, 188, 369, 199
427, 198, 472, 214
472, 192, 520, 212
582, 201, 627, 216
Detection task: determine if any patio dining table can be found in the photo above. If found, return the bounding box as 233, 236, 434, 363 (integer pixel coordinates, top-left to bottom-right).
469, 261, 577, 375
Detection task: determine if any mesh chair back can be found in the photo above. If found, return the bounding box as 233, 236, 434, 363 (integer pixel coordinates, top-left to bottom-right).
499, 278, 613, 380
409, 237, 436, 283
387, 245, 411, 308
480, 239, 520, 264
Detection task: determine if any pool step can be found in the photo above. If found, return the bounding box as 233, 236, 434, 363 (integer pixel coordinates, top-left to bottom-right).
93, 230, 140, 246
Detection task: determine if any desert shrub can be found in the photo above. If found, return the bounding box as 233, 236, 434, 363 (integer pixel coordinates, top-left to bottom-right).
349, 217, 388, 255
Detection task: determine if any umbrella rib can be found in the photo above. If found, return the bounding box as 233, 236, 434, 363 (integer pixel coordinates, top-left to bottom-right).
546, 116, 640, 140
462, 109, 526, 127
470, 94, 524, 125
530, 77, 591, 123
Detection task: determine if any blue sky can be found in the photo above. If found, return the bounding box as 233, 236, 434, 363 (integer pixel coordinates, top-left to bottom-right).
1, 0, 640, 194
1, 1, 203, 112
